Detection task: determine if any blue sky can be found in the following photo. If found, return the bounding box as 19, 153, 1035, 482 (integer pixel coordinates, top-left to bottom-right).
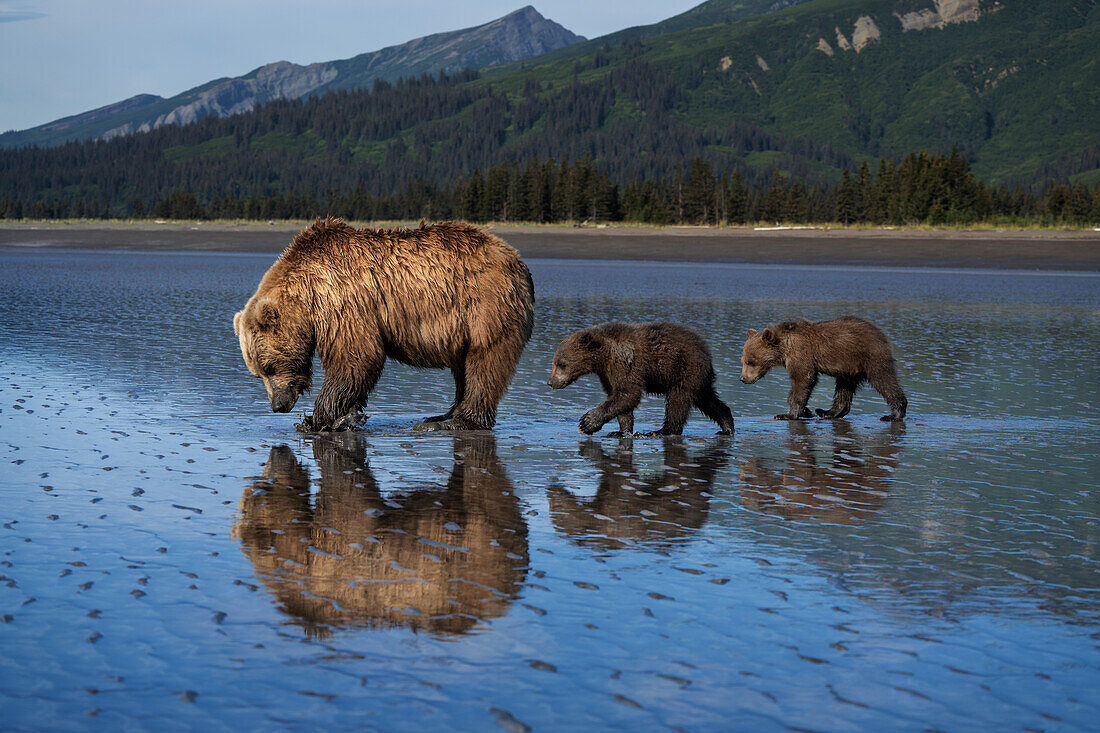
0, 0, 700, 132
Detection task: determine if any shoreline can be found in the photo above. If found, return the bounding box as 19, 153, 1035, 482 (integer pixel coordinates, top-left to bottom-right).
1, 221, 1098, 270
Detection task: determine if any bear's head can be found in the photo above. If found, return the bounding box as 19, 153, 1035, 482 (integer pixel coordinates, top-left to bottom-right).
234, 296, 314, 413
547, 329, 605, 389
740, 328, 784, 384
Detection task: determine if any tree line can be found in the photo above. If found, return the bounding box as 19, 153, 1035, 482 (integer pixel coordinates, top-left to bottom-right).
0, 65, 1096, 226
3, 149, 1095, 226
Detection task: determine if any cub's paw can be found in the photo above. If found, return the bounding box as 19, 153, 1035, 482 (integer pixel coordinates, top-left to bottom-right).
880, 414, 905, 422
815, 408, 835, 418
774, 413, 797, 421
579, 411, 603, 435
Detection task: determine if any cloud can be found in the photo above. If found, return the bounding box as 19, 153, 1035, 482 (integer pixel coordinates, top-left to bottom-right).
0, 10, 45, 22
0, 0, 44, 23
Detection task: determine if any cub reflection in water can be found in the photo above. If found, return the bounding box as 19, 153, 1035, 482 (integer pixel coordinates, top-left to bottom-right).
234, 434, 528, 637
740, 420, 904, 525
548, 438, 732, 549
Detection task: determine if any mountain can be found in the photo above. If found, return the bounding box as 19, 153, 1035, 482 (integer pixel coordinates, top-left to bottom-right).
483, 0, 812, 73
0, 6, 583, 149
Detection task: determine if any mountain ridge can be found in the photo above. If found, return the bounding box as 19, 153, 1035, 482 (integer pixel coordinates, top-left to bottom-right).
0, 5, 582, 149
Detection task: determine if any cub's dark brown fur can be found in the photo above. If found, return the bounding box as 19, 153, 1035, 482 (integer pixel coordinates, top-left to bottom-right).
234, 218, 535, 432
548, 322, 735, 436
740, 316, 907, 422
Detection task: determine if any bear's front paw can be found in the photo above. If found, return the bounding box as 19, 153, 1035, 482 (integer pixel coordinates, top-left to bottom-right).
330, 413, 362, 432
774, 413, 799, 421
295, 414, 319, 432
579, 411, 603, 435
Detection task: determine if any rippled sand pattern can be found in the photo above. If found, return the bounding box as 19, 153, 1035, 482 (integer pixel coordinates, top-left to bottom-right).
1, 248, 1098, 729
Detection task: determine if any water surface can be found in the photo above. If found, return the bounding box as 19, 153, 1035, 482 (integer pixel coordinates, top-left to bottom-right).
1, 247, 1098, 730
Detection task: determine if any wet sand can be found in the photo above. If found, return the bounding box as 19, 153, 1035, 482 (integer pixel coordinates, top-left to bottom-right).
1, 221, 1098, 269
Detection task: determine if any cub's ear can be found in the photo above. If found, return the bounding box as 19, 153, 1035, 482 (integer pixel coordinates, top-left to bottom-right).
747, 328, 757, 338
256, 299, 280, 330
578, 331, 602, 351
761, 328, 778, 345
233, 311, 242, 336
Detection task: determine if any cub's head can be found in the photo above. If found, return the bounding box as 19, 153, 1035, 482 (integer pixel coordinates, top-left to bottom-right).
233, 296, 313, 413
548, 329, 604, 389
740, 328, 783, 384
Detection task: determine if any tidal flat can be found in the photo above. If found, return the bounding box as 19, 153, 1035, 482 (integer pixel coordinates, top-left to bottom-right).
1, 244, 1098, 730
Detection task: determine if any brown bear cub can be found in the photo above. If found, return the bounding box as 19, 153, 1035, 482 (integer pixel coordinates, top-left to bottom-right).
234, 218, 534, 432
740, 316, 907, 422
548, 322, 735, 437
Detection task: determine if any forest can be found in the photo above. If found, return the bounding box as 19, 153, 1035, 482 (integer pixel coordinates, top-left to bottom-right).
0, 69, 1096, 226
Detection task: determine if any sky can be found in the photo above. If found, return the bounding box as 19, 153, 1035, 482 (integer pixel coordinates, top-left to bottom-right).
0, 0, 702, 132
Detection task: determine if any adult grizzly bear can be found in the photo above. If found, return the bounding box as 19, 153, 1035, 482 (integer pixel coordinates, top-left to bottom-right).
547, 322, 735, 436
234, 218, 534, 432
740, 316, 907, 422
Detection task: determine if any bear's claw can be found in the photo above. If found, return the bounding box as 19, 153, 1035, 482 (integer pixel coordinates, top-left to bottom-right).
295, 411, 367, 433
578, 411, 603, 435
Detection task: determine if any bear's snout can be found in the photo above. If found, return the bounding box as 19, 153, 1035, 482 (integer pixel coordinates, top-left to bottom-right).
270, 388, 299, 413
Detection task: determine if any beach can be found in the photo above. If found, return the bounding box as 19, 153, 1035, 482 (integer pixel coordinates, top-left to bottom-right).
1, 221, 1098, 270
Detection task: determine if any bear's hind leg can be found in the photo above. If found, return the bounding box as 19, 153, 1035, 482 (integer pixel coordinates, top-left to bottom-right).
868, 362, 907, 422
418, 338, 522, 431
694, 385, 735, 435
816, 375, 860, 419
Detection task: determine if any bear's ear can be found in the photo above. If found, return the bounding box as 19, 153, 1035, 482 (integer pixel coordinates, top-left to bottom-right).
761, 328, 778, 345
747, 328, 757, 338
233, 311, 243, 336
579, 331, 602, 351
256, 299, 280, 330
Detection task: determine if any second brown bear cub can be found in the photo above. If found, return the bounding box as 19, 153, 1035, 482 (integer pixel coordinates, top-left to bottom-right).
740, 316, 907, 422
548, 322, 735, 436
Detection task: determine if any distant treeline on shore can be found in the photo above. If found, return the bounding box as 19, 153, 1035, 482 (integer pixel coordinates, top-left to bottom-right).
3, 150, 1097, 227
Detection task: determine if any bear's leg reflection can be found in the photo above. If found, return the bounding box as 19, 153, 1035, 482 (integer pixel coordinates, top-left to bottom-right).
235, 434, 528, 637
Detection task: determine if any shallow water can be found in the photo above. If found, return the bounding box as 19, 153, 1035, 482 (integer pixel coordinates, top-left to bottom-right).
1, 247, 1098, 730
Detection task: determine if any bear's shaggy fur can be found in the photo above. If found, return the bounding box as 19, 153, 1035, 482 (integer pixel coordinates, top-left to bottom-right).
740, 316, 907, 422
548, 322, 735, 436
234, 218, 534, 432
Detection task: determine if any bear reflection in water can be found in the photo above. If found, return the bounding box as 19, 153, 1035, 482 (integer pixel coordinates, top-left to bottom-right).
740, 420, 904, 525
548, 439, 732, 549
234, 435, 528, 637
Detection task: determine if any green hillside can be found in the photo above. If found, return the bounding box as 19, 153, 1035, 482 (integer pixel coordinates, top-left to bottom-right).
483, 0, 1099, 182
